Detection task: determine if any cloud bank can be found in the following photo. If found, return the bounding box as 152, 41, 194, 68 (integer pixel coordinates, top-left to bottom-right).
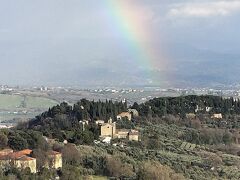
168, 1, 240, 18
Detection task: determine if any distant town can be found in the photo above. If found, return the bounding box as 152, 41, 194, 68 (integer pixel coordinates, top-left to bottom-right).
2, 84, 240, 103
1, 84, 240, 126
0, 84, 238, 130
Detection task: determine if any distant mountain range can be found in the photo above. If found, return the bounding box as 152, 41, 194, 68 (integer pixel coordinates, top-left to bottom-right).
1, 41, 239, 88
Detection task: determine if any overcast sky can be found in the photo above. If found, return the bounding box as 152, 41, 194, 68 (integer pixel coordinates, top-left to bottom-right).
0, 0, 239, 87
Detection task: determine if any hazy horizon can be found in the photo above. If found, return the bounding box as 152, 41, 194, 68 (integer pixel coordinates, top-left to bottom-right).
0, 0, 240, 88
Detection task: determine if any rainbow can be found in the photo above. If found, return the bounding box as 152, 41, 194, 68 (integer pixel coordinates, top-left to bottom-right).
103, 0, 167, 84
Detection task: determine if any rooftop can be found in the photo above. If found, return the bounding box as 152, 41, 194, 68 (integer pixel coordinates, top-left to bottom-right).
18, 155, 35, 161
0, 149, 33, 161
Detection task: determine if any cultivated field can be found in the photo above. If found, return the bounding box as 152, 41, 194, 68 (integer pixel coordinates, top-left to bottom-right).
0, 94, 58, 122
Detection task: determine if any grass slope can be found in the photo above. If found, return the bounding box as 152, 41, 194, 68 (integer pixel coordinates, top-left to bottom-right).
0, 94, 58, 122
0, 94, 58, 109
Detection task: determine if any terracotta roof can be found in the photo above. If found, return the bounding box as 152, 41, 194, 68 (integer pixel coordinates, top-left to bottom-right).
0, 148, 13, 153
0, 155, 35, 161
0, 149, 13, 157
10, 149, 32, 159
17, 155, 35, 161
18, 149, 32, 155
0, 149, 33, 160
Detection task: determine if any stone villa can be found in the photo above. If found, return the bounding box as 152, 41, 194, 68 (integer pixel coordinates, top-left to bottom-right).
100, 118, 116, 138
0, 149, 62, 173
0, 149, 36, 173
128, 130, 139, 141
99, 118, 139, 142
117, 112, 132, 121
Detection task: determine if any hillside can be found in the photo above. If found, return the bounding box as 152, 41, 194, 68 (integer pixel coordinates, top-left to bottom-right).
133, 95, 240, 117
1, 95, 240, 179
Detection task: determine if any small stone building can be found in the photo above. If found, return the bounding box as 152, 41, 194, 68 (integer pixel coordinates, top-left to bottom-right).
99, 118, 140, 142
115, 129, 129, 139
117, 112, 132, 121
100, 118, 116, 138
14, 156, 37, 173
47, 151, 62, 169
95, 120, 105, 125
0, 149, 62, 173
0, 149, 36, 173
211, 113, 223, 119
128, 130, 139, 141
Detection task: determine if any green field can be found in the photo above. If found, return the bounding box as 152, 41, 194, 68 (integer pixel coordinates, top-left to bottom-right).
24, 96, 58, 109
0, 94, 23, 109
0, 94, 58, 109
0, 94, 59, 122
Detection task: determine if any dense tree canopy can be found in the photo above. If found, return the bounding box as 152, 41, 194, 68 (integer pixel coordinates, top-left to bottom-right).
18, 99, 128, 145
2, 96, 240, 179
133, 95, 240, 117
